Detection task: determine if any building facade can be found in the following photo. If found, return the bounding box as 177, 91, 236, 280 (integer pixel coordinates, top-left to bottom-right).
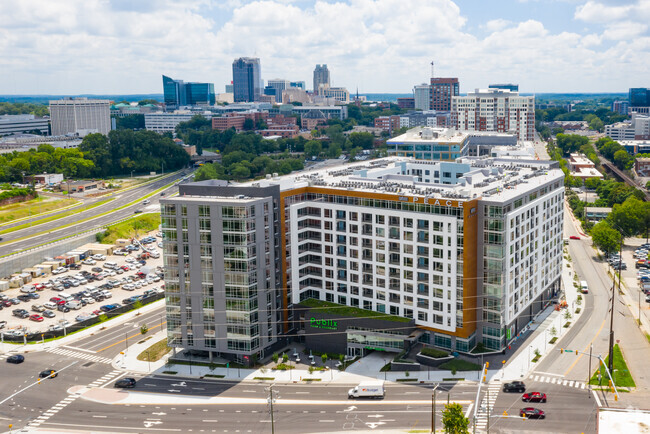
414, 84, 431, 111
387, 127, 466, 162
430, 78, 459, 111
161, 183, 283, 363
49, 97, 110, 136
451, 88, 535, 141
397, 98, 415, 109
162, 157, 563, 359
629, 88, 650, 108
233, 58, 262, 103
0, 115, 49, 136
162, 76, 215, 109
145, 112, 211, 133
313, 64, 330, 93
374, 116, 401, 133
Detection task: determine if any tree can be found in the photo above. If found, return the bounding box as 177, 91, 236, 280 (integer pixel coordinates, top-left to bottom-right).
243, 118, 255, 131
591, 221, 622, 256
140, 323, 149, 335
608, 197, 648, 236
442, 403, 469, 433
348, 132, 374, 150
304, 140, 322, 158
321, 353, 328, 364
272, 353, 279, 364
613, 149, 633, 170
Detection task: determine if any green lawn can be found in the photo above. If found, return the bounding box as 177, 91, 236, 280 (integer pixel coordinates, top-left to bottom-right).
298, 298, 411, 323
96, 213, 160, 244
438, 359, 481, 371
0, 196, 77, 223
589, 344, 636, 388
137, 338, 171, 362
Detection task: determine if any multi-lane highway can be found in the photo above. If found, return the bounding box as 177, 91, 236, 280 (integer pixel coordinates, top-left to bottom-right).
0, 170, 190, 254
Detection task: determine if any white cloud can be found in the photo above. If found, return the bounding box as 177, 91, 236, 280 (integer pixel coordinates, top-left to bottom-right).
0, 0, 648, 93
483, 19, 512, 32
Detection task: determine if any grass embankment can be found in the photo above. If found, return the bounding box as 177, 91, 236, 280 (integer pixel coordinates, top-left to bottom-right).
0, 196, 77, 224
137, 338, 172, 362
96, 213, 160, 244
0, 198, 113, 235
589, 344, 636, 388
438, 359, 481, 371
298, 298, 411, 323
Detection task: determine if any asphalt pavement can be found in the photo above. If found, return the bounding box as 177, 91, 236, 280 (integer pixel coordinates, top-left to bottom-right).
0, 170, 189, 253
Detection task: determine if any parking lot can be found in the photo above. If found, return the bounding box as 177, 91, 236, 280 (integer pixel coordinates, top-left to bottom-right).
0, 231, 165, 337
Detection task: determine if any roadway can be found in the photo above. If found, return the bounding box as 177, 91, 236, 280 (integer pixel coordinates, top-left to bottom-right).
0, 170, 191, 254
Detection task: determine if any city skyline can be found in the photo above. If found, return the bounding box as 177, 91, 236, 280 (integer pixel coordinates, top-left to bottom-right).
0, 0, 648, 95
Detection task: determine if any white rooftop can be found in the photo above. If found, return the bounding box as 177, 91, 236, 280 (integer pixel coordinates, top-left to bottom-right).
239, 156, 563, 204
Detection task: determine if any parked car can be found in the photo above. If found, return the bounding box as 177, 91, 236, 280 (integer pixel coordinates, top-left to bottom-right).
43, 301, 57, 310
29, 314, 44, 322
569, 235, 580, 240
12, 309, 29, 318
522, 392, 547, 403
31, 304, 46, 312
42, 310, 56, 318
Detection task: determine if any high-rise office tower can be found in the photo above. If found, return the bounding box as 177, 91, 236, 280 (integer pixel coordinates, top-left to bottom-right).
629, 88, 650, 108
163, 75, 215, 109
414, 84, 432, 111
232, 58, 262, 102
49, 97, 110, 136
313, 64, 330, 93
430, 78, 459, 111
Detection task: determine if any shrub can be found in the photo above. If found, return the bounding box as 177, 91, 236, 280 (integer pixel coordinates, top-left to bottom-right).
420, 347, 449, 358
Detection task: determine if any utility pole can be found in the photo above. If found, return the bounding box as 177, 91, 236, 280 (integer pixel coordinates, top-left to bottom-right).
608, 238, 623, 374
431, 383, 439, 434
587, 344, 594, 398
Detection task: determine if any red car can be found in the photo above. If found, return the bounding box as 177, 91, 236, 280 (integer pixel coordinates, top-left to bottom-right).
29, 314, 44, 322
34, 284, 45, 291
569, 235, 580, 240
50, 297, 63, 303
522, 391, 547, 403
1, 300, 13, 307
520, 407, 545, 419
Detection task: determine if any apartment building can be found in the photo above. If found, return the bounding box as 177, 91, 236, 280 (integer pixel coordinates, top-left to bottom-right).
145, 112, 211, 133
374, 115, 401, 133
430, 78, 459, 111
451, 88, 535, 141
162, 156, 563, 360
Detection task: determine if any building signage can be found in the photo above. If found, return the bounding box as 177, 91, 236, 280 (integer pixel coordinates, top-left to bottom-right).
310, 317, 338, 330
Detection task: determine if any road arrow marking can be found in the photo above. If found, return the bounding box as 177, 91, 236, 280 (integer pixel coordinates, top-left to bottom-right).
168, 389, 180, 393
344, 406, 357, 412
366, 422, 386, 429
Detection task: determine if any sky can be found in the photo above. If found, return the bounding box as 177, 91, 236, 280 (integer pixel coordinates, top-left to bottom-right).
0, 0, 648, 95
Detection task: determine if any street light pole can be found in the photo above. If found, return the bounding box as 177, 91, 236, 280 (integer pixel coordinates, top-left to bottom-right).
431, 383, 439, 434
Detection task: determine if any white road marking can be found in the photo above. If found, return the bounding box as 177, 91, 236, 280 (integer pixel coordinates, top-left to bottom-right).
592, 390, 602, 407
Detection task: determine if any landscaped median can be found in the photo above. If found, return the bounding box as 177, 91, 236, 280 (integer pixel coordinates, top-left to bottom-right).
589, 344, 636, 389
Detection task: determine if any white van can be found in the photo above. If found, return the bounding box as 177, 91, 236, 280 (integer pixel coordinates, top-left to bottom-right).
59, 292, 74, 302
580, 281, 589, 294
104, 261, 118, 270
65, 300, 82, 310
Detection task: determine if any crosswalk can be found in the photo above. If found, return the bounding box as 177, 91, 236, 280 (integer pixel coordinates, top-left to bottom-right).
0, 350, 18, 361
474, 381, 501, 430
46, 346, 113, 364
26, 370, 123, 428
530, 374, 586, 389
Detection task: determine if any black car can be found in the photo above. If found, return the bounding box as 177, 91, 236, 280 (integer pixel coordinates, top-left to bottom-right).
12, 309, 29, 318
57, 304, 70, 313
503, 381, 526, 393
92, 267, 103, 273
134, 209, 142, 214
17, 295, 31, 302
114, 377, 137, 388
39, 369, 58, 379
6, 355, 24, 364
